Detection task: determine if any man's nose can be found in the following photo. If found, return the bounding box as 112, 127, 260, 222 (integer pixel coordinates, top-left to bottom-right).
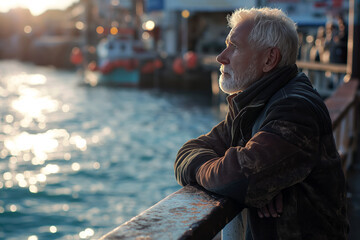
216, 49, 230, 65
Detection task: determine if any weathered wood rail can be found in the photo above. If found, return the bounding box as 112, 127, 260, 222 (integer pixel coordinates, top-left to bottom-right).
297, 61, 348, 97
99, 185, 241, 240
100, 77, 359, 240
325, 78, 359, 174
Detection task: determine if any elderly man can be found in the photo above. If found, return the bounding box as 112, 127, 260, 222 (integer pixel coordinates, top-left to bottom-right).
174, 8, 348, 239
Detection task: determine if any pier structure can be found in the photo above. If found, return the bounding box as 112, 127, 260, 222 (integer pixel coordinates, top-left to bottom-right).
99, 0, 360, 238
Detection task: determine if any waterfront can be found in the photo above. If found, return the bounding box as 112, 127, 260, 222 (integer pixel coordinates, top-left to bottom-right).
0, 60, 219, 240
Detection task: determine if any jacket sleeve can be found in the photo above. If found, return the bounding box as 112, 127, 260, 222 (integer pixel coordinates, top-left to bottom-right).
195, 97, 322, 208
174, 112, 233, 186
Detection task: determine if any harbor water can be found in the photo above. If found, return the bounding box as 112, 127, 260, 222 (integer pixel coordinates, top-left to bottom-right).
0, 60, 219, 240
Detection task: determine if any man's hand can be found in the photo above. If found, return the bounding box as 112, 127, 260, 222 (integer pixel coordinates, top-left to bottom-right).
257, 192, 283, 218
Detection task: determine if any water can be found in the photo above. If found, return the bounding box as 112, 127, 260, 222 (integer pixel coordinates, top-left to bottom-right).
0, 60, 219, 240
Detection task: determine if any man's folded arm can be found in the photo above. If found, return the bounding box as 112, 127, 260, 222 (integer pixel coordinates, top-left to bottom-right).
195, 98, 321, 208
174, 113, 233, 186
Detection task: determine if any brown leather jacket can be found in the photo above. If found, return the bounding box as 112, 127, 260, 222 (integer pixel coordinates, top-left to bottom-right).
175, 65, 348, 239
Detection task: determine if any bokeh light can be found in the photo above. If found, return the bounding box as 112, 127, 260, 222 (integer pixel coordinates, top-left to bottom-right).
71, 162, 81, 171
142, 20, 155, 31
110, 27, 118, 35
181, 10, 190, 18
76, 21, 85, 30
24, 25, 32, 34
142, 32, 150, 40
49, 226, 57, 233
96, 26, 104, 34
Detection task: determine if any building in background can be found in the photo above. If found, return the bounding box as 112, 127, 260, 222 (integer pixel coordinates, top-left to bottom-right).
144, 0, 256, 57
0, 0, 350, 71
143, 0, 348, 57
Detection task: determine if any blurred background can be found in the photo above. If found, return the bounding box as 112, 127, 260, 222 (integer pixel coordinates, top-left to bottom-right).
0, 0, 351, 239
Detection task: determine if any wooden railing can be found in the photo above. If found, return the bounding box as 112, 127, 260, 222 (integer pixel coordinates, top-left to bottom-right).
325, 78, 359, 174
100, 77, 359, 240
99, 185, 241, 240
297, 61, 348, 97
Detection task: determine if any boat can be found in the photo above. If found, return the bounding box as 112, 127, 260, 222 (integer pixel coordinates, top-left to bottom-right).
84, 34, 158, 87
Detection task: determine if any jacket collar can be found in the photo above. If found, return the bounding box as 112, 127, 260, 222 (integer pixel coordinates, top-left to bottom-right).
227, 64, 299, 116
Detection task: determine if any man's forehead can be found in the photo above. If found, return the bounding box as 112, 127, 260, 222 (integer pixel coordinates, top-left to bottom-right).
227, 20, 253, 42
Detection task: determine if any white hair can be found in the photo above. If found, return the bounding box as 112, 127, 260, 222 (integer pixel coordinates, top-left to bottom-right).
227, 8, 299, 67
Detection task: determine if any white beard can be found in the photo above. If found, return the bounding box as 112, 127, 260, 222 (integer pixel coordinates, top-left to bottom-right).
219, 61, 258, 94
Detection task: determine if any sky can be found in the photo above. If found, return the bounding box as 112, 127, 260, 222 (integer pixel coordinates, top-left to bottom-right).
0, 0, 80, 16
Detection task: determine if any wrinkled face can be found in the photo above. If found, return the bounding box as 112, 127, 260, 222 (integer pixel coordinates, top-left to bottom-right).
216, 20, 264, 94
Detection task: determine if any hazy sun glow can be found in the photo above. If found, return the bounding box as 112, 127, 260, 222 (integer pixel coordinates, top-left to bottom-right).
0, 0, 79, 16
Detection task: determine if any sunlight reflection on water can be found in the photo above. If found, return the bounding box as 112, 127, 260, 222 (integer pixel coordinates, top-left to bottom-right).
0, 61, 219, 240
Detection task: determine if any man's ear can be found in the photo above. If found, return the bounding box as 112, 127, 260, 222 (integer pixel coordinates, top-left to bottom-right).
262, 47, 282, 73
